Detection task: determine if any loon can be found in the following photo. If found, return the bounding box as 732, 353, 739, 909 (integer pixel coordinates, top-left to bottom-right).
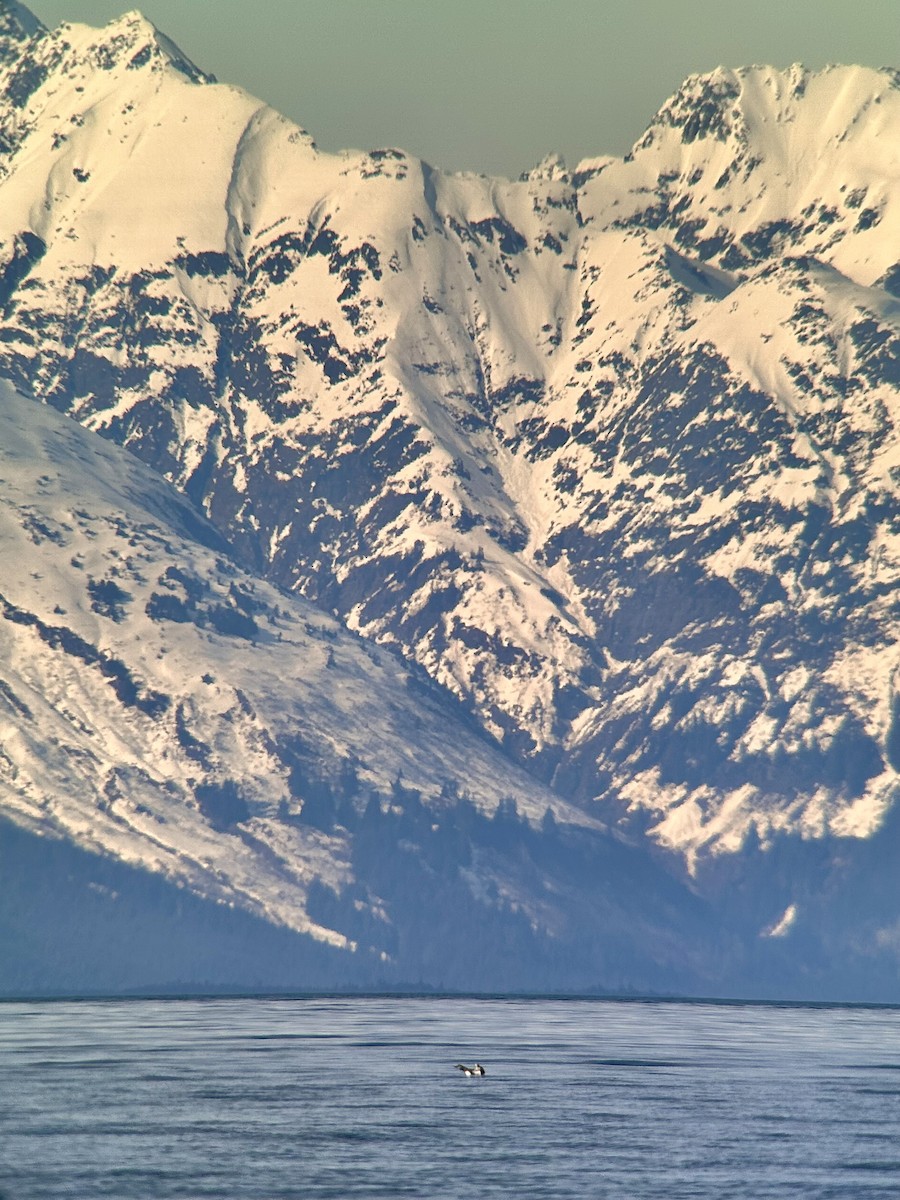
455, 1063, 486, 1076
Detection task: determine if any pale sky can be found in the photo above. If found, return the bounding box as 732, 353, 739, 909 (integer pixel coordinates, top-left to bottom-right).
29, 0, 900, 177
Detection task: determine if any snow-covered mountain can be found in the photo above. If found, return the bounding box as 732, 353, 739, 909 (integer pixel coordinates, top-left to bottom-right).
0, 376, 728, 994
1, 1, 900, 995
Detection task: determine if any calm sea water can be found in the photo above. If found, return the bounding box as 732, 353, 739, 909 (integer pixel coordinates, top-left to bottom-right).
0, 995, 898, 1198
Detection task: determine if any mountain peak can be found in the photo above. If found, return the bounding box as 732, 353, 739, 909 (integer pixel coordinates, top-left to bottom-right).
53, 6, 214, 86
634, 61, 900, 156
108, 8, 160, 37
106, 8, 212, 83
522, 151, 569, 182
0, 0, 43, 74
636, 65, 746, 150
0, 0, 43, 41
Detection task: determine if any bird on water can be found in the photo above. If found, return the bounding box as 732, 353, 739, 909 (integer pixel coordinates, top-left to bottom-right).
455, 1063, 486, 1076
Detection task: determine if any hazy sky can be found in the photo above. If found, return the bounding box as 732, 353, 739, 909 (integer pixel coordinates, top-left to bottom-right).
29, 0, 900, 177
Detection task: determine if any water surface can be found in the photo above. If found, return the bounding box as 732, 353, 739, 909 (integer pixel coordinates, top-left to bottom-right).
0, 996, 898, 1198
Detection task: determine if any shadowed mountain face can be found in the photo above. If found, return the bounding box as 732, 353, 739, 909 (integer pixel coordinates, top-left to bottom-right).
0, 2, 899, 995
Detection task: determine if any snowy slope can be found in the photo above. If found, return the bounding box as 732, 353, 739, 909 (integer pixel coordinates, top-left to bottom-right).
0, 4, 900, 989
0, 377, 561, 933
0, 376, 729, 993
